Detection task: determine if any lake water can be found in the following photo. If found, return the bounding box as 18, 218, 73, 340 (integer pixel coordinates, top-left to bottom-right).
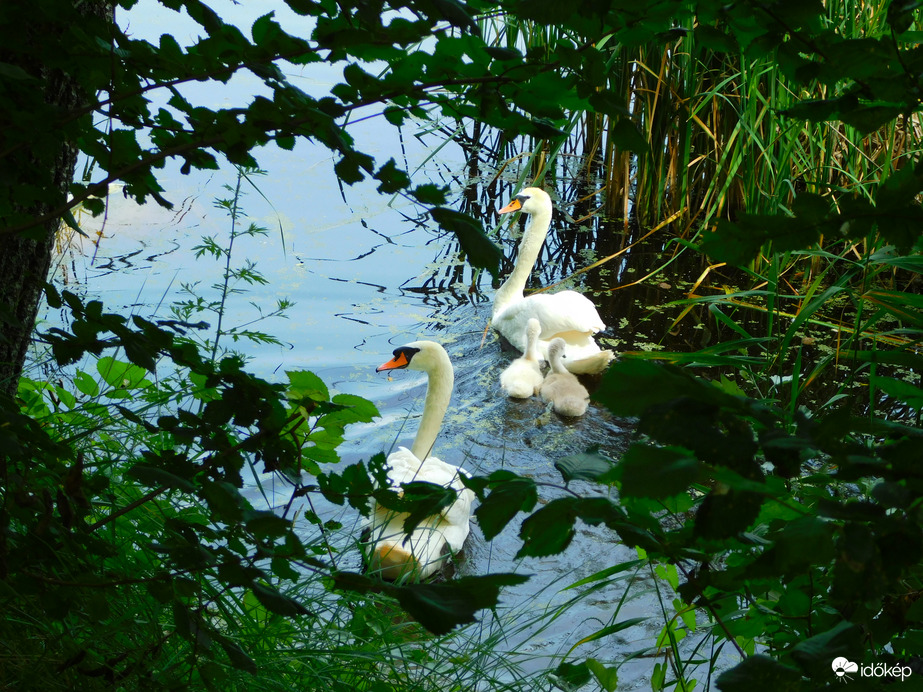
35, 2, 731, 688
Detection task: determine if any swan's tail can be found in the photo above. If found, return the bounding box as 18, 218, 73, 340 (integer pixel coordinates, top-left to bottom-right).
372, 543, 419, 580
565, 349, 615, 375
502, 380, 535, 398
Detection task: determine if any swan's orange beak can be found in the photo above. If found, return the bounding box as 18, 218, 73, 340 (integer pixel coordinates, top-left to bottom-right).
498, 198, 522, 214
377, 352, 410, 372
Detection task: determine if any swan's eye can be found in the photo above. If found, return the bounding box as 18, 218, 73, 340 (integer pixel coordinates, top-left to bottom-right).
393, 346, 420, 362
377, 346, 420, 372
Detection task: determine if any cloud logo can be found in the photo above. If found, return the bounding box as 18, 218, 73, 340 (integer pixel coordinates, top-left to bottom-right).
832, 657, 859, 681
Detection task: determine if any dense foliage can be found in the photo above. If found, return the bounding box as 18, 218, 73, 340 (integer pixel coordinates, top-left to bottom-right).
2, 0, 923, 689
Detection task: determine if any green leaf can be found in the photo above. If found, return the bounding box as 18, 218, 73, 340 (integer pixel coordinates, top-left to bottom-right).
840, 103, 906, 135
609, 118, 649, 156
286, 370, 330, 402
201, 481, 250, 522
394, 573, 529, 635
373, 158, 410, 193
554, 450, 615, 482
872, 376, 923, 409
73, 370, 99, 397
550, 660, 591, 691
318, 462, 375, 514
694, 25, 738, 52
251, 12, 279, 44
484, 46, 521, 61
97, 356, 149, 389
330, 571, 381, 595
586, 658, 619, 691
716, 655, 804, 691
518, 497, 622, 558
245, 511, 291, 539
790, 621, 862, 679
329, 393, 379, 424
594, 359, 740, 417
429, 0, 481, 36
270, 556, 301, 582
517, 498, 579, 557
694, 488, 764, 539
701, 207, 839, 266
250, 582, 311, 617
394, 481, 458, 535
474, 476, 537, 540
125, 464, 195, 493
411, 184, 448, 205
429, 207, 502, 279
772, 517, 837, 573
217, 636, 257, 674
617, 445, 700, 499
0, 61, 35, 80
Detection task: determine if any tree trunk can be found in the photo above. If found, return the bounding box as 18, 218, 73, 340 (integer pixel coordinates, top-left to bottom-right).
0, 162, 79, 399
0, 2, 111, 397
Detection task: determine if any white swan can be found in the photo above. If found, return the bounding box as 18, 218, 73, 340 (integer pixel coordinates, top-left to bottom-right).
540, 338, 590, 417
365, 341, 474, 580
499, 317, 543, 398
493, 187, 614, 375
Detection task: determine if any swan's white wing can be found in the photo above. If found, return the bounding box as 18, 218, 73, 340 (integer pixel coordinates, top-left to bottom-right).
364, 449, 473, 579
494, 290, 605, 350
494, 292, 614, 374
365, 513, 449, 579
440, 487, 474, 552
381, 447, 427, 486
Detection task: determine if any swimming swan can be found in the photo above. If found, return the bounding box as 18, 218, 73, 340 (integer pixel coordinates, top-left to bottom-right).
365, 341, 474, 580
499, 318, 544, 398
540, 338, 590, 417
493, 187, 614, 375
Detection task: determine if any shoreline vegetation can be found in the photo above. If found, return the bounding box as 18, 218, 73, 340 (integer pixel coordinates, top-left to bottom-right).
2, 1, 923, 689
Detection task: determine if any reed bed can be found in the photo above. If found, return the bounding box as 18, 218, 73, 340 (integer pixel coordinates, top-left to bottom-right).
475, 1, 922, 242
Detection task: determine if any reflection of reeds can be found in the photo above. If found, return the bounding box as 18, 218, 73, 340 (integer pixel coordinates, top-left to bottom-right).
53, 193, 109, 285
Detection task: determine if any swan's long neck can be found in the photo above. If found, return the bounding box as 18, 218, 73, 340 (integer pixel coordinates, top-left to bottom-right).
411, 350, 454, 460
493, 206, 552, 318
526, 324, 541, 361
550, 348, 568, 374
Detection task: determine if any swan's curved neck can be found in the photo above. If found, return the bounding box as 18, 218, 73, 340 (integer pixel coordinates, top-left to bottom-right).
412, 350, 454, 460
493, 206, 552, 317
526, 325, 541, 361
550, 350, 568, 374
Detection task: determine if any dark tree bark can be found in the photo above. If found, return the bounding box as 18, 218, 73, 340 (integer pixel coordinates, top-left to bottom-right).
0, 146, 79, 399
0, 2, 112, 397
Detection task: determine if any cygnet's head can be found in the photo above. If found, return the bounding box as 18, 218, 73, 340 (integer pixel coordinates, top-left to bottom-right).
526, 318, 541, 340
498, 187, 552, 216
547, 338, 566, 363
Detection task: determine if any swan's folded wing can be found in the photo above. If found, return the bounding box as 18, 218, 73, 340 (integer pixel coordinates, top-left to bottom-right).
366, 513, 449, 580
382, 447, 426, 487
495, 291, 605, 338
